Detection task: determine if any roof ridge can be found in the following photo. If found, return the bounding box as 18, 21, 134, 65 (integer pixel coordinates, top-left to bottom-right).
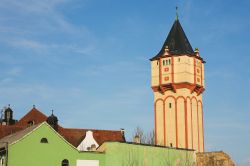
62, 127, 121, 132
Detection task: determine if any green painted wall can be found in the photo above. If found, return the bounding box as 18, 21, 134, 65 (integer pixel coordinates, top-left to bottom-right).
8, 123, 105, 166
103, 142, 195, 166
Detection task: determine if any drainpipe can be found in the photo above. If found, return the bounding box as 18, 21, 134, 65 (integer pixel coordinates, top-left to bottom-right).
5, 142, 8, 166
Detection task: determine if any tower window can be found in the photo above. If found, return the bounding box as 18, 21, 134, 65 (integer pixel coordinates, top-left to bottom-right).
170, 143, 173, 147
163, 60, 165, 66
178, 58, 180, 62
40, 138, 48, 143
62, 159, 69, 166
157, 61, 159, 65
169, 59, 171, 65
169, 103, 172, 108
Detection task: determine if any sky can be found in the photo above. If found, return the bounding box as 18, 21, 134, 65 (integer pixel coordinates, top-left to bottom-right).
0, 0, 249, 165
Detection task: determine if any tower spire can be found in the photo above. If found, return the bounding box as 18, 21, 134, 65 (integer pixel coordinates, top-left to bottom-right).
176, 6, 179, 20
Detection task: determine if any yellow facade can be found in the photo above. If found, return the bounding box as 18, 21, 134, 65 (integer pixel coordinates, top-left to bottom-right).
151, 53, 205, 152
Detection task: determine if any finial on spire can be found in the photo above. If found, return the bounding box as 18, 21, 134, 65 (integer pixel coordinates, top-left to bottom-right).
8, 104, 10, 108
33, 105, 35, 108
176, 6, 179, 20
51, 109, 54, 115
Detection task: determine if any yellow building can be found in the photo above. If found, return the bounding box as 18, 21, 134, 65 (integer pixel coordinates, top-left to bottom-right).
150, 18, 205, 152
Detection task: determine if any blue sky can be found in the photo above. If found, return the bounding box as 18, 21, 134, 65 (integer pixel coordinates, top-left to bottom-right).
0, 0, 250, 165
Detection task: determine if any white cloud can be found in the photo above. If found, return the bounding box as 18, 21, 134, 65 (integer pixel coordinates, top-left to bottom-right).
10, 39, 46, 50
0, 0, 96, 53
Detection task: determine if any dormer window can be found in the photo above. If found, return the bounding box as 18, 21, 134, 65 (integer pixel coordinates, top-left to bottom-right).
28, 121, 34, 126
40, 138, 48, 143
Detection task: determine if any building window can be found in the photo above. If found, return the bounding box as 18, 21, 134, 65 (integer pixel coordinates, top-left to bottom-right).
170, 143, 173, 147
197, 69, 200, 73
0, 156, 4, 166
28, 120, 34, 126
169, 103, 172, 108
62, 159, 69, 166
169, 59, 171, 65
178, 58, 180, 62
163, 60, 165, 66
40, 138, 48, 143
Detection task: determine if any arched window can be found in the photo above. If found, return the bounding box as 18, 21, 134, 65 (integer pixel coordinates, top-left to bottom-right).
62, 159, 69, 166
40, 138, 48, 143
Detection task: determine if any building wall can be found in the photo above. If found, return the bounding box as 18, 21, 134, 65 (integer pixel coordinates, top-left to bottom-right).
151, 55, 205, 87
8, 124, 105, 166
99, 142, 196, 166
151, 55, 205, 152
154, 89, 204, 152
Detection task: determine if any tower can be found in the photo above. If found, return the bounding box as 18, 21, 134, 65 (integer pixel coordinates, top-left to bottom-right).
47, 110, 59, 131
1, 105, 17, 125
150, 18, 205, 152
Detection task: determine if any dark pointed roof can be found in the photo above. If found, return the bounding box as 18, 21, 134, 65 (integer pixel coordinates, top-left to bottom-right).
151, 19, 195, 60
47, 111, 58, 126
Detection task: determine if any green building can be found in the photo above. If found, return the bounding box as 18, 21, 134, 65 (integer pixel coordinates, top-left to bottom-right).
0, 122, 105, 166
99, 142, 195, 166
0, 122, 196, 166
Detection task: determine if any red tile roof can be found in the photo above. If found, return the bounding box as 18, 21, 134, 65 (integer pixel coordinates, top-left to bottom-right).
15, 108, 47, 127
0, 108, 125, 147
0, 125, 25, 139
58, 127, 125, 147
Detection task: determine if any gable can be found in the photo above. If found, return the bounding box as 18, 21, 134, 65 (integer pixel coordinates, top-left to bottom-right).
15, 108, 47, 127
77, 131, 99, 151
8, 123, 105, 166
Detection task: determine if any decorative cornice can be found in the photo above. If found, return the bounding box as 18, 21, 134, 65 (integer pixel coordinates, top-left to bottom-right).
150, 54, 205, 63
151, 83, 205, 95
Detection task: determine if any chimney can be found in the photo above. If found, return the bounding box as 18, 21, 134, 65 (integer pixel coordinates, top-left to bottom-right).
120, 128, 126, 141
134, 135, 141, 144
120, 128, 125, 136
